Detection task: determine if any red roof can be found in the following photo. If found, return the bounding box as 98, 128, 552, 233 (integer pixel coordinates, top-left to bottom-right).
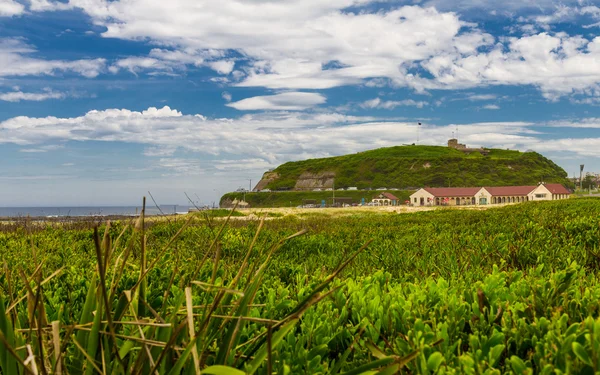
543, 184, 571, 194
483, 186, 537, 196
423, 187, 481, 197
374, 192, 399, 200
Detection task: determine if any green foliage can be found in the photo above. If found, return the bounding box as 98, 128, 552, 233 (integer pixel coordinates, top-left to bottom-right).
261, 144, 571, 191
1, 198, 600, 373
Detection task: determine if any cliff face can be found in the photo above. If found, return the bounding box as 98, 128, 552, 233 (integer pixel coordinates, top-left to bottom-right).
252, 145, 571, 191
293, 172, 336, 190
254, 172, 279, 191
254, 171, 336, 191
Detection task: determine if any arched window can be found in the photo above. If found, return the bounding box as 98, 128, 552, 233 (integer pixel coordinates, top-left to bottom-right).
502, 197, 506, 203
456, 198, 460, 205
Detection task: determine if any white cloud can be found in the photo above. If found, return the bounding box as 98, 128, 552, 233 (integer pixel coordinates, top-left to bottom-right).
157, 158, 205, 176
221, 91, 232, 102
361, 97, 428, 109
0, 38, 105, 77
63, 2, 476, 88
27, 0, 72, 12
50, 1, 600, 102
0, 0, 24, 16
19, 144, 65, 153
483, 104, 500, 110
467, 94, 497, 101
0, 89, 66, 102
522, 5, 600, 28
226, 92, 326, 111
547, 119, 600, 128
424, 0, 583, 13
209, 60, 235, 75
109, 57, 174, 75
1, 106, 599, 176
421, 33, 600, 99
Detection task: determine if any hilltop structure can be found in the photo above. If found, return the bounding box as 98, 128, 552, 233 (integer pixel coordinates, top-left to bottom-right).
410, 183, 571, 206
447, 139, 489, 155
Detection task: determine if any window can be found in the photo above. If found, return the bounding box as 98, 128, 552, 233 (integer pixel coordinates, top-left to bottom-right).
535, 194, 546, 198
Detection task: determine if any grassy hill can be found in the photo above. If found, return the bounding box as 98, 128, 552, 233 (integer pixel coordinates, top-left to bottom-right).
262, 145, 570, 190
220, 144, 571, 207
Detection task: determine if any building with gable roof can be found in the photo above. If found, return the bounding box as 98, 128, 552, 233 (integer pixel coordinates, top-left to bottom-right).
372, 192, 400, 206
409, 183, 571, 206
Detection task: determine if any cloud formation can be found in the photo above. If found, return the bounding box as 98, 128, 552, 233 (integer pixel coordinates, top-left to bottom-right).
0, 0, 24, 16
0, 38, 105, 77
28, 0, 591, 102
0, 88, 66, 102
226, 92, 326, 111
1, 106, 599, 177
361, 97, 428, 109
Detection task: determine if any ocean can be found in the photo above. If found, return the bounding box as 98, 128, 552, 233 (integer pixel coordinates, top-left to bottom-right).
0, 206, 194, 218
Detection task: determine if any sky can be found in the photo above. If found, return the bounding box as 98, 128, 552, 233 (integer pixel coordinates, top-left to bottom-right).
1, 0, 600, 206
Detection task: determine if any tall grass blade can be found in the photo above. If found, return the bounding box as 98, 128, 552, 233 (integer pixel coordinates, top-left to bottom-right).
246, 318, 298, 375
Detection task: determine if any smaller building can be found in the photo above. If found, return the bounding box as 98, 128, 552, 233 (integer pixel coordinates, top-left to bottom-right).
410, 187, 481, 206
529, 183, 571, 201
372, 192, 399, 206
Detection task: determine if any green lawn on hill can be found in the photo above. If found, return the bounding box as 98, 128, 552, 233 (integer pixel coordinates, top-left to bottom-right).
265, 145, 570, 191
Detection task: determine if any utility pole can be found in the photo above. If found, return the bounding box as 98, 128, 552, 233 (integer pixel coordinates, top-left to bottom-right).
580, 164, 585, 191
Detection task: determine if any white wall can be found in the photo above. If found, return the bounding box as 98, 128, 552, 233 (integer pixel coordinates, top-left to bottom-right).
409, 189, 435, 206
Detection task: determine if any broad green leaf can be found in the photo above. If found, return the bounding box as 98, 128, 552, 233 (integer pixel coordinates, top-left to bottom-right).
202, 365, 245, 375
427, 352, 444, 372
572, 342, 593, 367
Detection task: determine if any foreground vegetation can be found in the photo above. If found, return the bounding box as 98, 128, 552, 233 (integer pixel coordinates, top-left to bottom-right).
1, 199, 600, 373
259, 145, 571, 191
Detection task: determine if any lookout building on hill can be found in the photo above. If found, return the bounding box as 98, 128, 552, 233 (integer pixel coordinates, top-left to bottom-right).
448, 138, 490, 155
410, 183, 571, 206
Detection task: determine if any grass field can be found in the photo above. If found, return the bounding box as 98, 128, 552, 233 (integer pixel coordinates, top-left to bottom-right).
1, 199, 600, 373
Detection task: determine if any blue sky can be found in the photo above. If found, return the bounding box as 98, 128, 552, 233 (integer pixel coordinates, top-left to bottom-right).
1, 0, 600, 206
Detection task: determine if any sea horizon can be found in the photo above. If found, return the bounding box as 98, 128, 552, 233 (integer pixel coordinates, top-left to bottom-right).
0, 205, 197, 218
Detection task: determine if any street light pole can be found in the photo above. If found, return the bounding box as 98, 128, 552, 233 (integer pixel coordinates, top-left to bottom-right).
333, 177, 335, 207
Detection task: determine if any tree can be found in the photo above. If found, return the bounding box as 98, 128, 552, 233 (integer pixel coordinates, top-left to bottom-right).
582, 175, 597, 190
